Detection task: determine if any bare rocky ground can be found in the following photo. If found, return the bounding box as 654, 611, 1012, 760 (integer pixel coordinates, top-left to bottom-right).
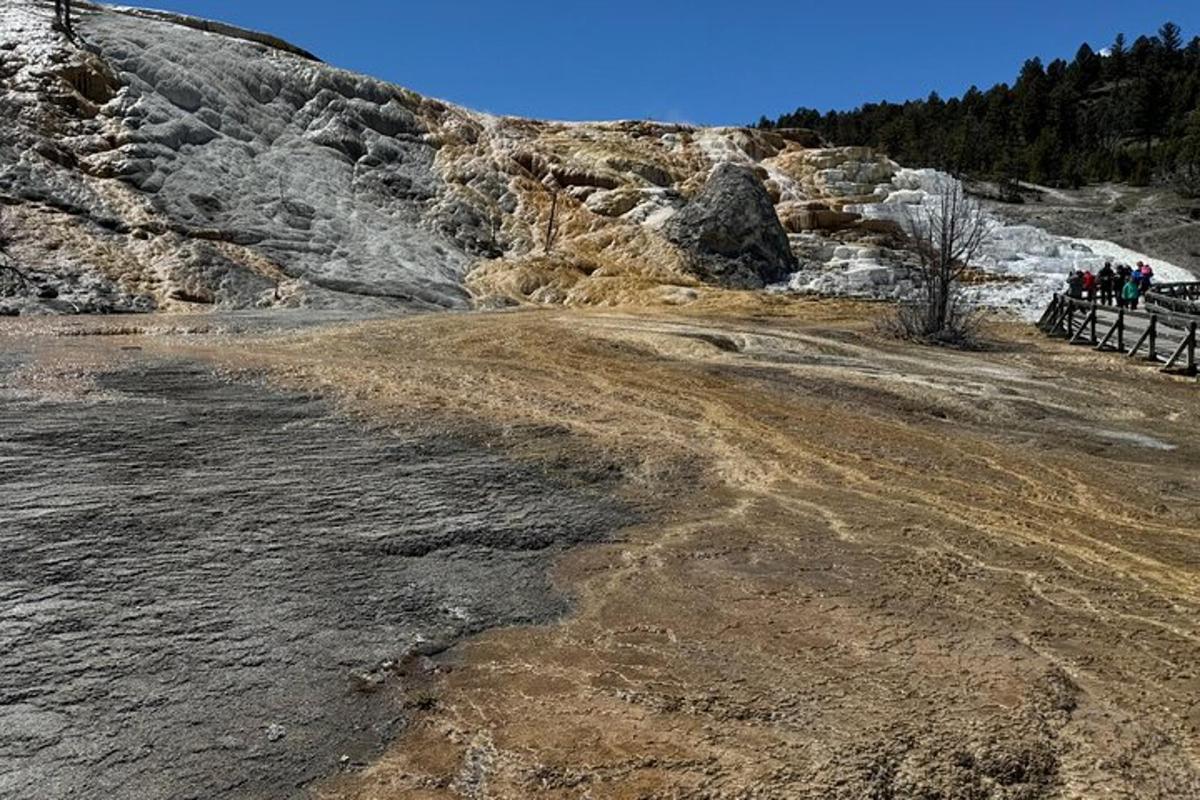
0, 319, 637, 800
158, 295, 1200, 800
984, 183, 1200, 271
4, 295, 1200, 798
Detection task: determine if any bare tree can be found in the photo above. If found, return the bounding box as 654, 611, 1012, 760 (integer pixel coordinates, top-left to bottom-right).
897, 175, 990, 343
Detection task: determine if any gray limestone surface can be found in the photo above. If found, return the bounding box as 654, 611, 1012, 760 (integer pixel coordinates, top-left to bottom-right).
0, 0, 480, 312
0, 341, 637, 800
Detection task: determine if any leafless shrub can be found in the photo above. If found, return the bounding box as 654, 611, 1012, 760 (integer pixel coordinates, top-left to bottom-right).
0, 205, 10, 252
879, 294, 988, 349
888, 175, 990, 346
53, 0, 74, 36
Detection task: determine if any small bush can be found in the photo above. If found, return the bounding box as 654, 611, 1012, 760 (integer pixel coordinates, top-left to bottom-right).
878, 294, 988, 349
894, 175, 990, 346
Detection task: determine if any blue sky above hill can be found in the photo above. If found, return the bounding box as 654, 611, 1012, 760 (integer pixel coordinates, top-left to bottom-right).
127, 1, 1200, 124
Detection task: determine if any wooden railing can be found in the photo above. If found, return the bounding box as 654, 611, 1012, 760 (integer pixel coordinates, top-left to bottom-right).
1145, 282, 1200, 316
1037, 294, 1198, 376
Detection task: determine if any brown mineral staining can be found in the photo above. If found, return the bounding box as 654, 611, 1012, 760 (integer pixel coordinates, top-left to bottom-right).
155, 299, 1200, 798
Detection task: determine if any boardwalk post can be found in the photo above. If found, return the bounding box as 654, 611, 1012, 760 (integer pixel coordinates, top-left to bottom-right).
1161, 322, 1197, 375
1148, 316, 1157, 362
1051, 300, 1067, 337
1096, 308, 1124, 352
1128, 316, 1154, 360
1070, 305, 1097, 345
1037, 294, 1058, 330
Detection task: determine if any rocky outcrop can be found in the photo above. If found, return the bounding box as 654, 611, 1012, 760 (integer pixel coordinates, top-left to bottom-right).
777, 201, 861, 233
663, 164, 797, 289
0, 0, 906, 314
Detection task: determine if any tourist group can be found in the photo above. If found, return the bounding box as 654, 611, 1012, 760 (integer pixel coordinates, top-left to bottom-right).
1066, 262, 1155, 309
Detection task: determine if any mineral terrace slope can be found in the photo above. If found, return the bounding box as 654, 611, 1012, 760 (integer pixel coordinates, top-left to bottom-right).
985, 183, 1200, 275
156, 299, 1200, 800
1, 0, 904, 314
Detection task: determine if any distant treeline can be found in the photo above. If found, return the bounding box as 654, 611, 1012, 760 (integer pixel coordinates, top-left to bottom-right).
757, 23, 1200, 194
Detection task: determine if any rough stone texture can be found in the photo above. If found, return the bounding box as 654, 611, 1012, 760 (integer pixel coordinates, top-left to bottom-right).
13, 2, 1141, 316
0, 0, 904, 314
663, 163, 797, 289
0, 346, 636, 800
777, 201, 862, 233
0, 1, 475, 313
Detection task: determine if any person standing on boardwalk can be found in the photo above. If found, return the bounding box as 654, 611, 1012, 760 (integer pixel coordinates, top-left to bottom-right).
1098, 263, 1116, 306
1122, 277, 1140, 310
1066, 271, 1084, 300
1083, 270, 1097, 303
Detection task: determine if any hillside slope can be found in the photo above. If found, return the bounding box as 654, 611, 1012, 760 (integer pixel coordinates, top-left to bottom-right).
1, 0, 906, 314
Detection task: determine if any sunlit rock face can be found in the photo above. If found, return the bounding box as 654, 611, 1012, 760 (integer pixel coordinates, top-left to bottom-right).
663, 163, 797, 289
0, 0, 903, 314
0, 1, 475, 311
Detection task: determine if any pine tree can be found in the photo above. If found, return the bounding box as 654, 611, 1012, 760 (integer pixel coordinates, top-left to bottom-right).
1015, 58, 1048, 144
1071, 43, 1101, 89
757, 21, 1199, 190
1160, 22, 1182, 54
1109, 33, 1127, 80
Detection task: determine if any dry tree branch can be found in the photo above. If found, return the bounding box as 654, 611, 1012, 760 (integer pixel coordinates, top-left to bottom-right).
897, 175, 990, 342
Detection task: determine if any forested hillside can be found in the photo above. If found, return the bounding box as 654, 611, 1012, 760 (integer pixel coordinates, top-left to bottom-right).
758, 23, 1200, 194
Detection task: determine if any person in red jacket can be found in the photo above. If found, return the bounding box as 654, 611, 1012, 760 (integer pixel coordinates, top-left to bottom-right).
1082, 270, 1097, 303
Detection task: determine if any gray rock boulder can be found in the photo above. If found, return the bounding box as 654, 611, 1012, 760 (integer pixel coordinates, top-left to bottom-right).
663, 163, 797, 289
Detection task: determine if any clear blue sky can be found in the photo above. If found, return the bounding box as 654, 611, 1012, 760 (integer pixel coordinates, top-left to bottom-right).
122, 1, 1200, 125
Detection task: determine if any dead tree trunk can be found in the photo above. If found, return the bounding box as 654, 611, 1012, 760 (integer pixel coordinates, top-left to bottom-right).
900, 175, 990, 342
0, 264, 29, 293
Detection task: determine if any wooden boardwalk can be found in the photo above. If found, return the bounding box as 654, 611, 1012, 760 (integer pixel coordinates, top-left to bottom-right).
1037, 284, 1199, 376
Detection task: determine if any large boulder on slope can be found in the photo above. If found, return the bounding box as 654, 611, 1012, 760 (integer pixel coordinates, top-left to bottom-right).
663, 163, 797, 289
